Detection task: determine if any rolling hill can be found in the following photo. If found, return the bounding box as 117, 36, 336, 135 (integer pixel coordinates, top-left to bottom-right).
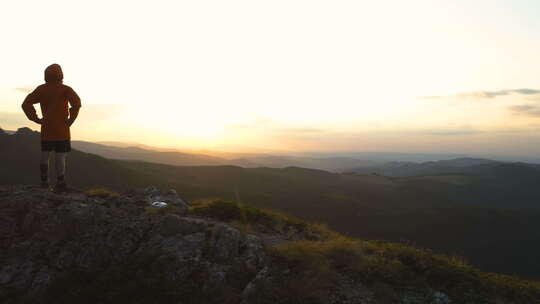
71, 140, 379, 171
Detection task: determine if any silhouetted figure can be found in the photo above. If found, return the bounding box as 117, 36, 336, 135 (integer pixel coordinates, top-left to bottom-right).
22, 64, 81, 191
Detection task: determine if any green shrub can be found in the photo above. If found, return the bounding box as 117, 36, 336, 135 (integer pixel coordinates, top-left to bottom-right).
85, 188, 119, 198
189, 200, 247, 222
360, 240, 540, 301
269, 236, 540, 303
189, 199, 335, 240
145, 204, 180, 215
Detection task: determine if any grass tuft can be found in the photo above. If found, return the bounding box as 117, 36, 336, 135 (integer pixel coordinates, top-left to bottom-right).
145, 204, 180, 215
85, 188, 119, 198
188, 199, 335, 240
269, 237, 540, 303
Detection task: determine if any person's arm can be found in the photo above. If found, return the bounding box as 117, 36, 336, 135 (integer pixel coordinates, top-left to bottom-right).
21, 90, 42, 124
66, 87, 81, 126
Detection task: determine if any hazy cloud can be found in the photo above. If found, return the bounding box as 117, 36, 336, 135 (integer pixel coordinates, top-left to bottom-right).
420, 88, 540, 100
514, 88, 540, 95
0, 111, 29, 129
227, 116, 326, 134
228, 122, 325, 135
457, 91, 508, 99
418, 129, 483, 136
509, 104, 540, 117
79, 104, 124, 121
417, 96, 444, 100
274, 127, 326, 134
15, 87, 33, 93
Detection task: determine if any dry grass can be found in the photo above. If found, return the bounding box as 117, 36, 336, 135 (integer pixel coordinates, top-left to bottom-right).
144, 204, 180, 215
188, 199, 335, 240
85, 188, 119, 198
271, 236, 540, 303
188, 198, 540, 303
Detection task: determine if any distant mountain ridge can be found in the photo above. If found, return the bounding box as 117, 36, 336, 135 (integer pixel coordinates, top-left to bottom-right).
72, 140, 379, 171
350, 157, 500, 176
0, 127, 15, 135
72, 141, 228, 166
73, 140, 540, 173
350, 157, 540, 181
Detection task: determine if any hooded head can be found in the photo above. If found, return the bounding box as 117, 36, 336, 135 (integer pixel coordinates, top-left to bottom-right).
44, 64, 63, 83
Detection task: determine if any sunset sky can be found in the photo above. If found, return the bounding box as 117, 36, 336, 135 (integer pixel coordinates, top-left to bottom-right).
1, 0, 540, 157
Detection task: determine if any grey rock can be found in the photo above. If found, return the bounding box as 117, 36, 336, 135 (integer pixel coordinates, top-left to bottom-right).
432, 291, 451, 304
241, 266, 269, 301
401, 290, 452, 304
159, 214, 184, 236
143, 186, 160, 195
143, 186, 189, 213
208, 223, 241, 262
30, 266, 52, 293
0, 264, 17, 284
0, 185, 471, 304
54, 248, 75, 269
0, 214, 17, 238
0, 186, 266, 302
241, 234, 266, 272
328, 274, 374, 304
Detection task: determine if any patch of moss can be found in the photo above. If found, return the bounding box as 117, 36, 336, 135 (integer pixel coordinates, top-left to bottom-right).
144, 204, 180, 215
85, 188, 119, 198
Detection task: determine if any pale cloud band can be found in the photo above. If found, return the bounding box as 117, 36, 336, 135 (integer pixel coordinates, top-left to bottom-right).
509, 104, 540, 117
15, 87, 33, 93
420, 88, 540, 100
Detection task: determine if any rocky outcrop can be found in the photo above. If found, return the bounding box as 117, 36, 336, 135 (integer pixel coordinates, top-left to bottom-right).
0, 185, 521, 304
0, 185, 266, 304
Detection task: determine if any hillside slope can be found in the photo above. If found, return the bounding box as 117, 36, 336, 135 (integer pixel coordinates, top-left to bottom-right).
71, 140, 378, 172
0, 129, 150, 189
1, 185, 539, 304
71, 140, 229, 166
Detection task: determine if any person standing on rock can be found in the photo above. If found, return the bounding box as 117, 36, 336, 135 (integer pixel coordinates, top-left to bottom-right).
22, 64, 82, 192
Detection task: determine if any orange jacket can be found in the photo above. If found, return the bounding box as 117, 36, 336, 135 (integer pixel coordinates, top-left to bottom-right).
22, 64, 81, 141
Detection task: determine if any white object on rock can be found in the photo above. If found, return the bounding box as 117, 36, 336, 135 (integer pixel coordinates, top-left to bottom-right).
151, 201, 168, 208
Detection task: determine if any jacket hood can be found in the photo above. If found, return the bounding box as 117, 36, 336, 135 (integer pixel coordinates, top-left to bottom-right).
44, 64, 63, 83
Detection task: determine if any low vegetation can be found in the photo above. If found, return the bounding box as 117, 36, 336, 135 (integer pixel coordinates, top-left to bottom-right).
267, 233, 540, 303
192, 199, 540, 303
188, 199, 336, 239
144, 204, 181, 215
85, 187, 119, 198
